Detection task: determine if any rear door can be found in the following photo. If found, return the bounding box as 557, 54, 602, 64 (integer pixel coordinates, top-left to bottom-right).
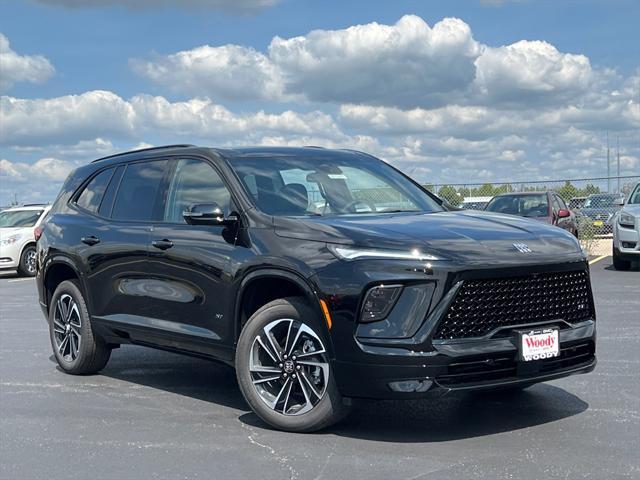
79, 159, 170, 331
144, 157, 239, 360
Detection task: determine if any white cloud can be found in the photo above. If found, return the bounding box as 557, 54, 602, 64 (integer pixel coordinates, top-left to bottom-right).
0, 33, 55, 92
131, 45, 287, 101
269, 15, 481, 107
1, 157, 76, 182
473, 40, 595, 105
31, 0, 281, 12
0, 90, 344, 145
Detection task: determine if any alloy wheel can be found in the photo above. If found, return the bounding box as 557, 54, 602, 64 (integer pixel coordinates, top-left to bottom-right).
25, 249, 37, 274
52, 294, 82, 362
249, 318, 329, 416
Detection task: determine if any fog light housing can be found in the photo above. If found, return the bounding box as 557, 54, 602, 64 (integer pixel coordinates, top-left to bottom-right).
360, 284, 402, 322
389, 379, 433, 393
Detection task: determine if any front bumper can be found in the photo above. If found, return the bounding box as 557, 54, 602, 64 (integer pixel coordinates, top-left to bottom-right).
613, 221, 640, 256
334, 321, 596, 399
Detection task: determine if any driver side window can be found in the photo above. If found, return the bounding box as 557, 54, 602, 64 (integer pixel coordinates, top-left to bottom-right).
164, 159, 231, 224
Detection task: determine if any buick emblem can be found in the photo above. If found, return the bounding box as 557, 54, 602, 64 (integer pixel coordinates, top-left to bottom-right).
513, 243, 532, 253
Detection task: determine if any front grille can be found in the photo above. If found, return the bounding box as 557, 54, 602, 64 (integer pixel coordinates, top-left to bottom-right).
434, 270, 593, 340
435, 341, 595, 388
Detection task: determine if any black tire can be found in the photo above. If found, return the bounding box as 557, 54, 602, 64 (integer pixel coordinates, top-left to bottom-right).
235, 297, 348, 432
17, 244, 37, 277
612, 247, 631, 271
49, 280, 111, 375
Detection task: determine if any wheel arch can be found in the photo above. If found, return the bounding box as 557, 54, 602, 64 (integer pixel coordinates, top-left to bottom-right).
42, 257, 85, 314
234, 268, 331, 347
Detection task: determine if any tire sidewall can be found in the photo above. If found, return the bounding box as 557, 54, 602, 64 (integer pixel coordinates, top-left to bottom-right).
49, 280, 95, 372
235, 298, 343, 432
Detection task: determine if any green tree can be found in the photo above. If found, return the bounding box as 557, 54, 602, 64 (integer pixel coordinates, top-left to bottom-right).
437, 185, 462, 206
557, 181, 579, 201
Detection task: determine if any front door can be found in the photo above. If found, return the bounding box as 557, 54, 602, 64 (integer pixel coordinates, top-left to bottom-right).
146, 157, 239, 361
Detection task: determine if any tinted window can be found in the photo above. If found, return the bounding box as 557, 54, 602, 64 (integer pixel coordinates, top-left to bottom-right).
164, 159, 231, 223
629, 185, 640, 205
98, 165, 125, 217
75, 168, 114, 213
485, 194, 549, 217
112, 161, 168, 221
229, 154, 440, 216
0, 210, 43, 227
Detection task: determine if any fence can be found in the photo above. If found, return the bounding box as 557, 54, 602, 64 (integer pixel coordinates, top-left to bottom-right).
428, 175, 640, 253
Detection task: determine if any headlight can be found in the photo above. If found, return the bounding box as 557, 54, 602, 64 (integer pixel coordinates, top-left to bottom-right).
329, 245, 439, 261
618, 212, 636, 228
361, 284, 402, 322
0, 234, 22, 247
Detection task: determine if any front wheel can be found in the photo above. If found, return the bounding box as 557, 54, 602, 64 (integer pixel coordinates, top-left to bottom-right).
235, 297, 348, 432
612, 247, 631, 271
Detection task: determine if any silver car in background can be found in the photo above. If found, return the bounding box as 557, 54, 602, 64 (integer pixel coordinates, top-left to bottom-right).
613, 183, 640, 270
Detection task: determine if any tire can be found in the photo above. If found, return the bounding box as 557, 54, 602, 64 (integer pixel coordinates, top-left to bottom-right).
17, 245, 37, 277
49, 280, 111, 375
612, 247, 631, 271
235, 297, 348, 432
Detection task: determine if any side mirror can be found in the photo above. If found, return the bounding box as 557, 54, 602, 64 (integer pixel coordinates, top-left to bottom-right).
183, 203, 238, 226
558, 208, 571, 218
614, 197, 625, 206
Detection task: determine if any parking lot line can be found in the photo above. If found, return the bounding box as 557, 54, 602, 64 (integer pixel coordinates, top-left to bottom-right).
589, 255, 609, 266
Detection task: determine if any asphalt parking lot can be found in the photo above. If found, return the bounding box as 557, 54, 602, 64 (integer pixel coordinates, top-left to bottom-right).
1, 259, 638, 480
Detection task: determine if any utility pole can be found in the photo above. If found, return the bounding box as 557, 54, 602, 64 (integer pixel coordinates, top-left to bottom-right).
616, 136, 620, 194
606, 132, 610, 193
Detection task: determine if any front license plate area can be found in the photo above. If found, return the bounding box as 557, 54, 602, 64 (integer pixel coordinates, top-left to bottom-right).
517, 328, 559, 362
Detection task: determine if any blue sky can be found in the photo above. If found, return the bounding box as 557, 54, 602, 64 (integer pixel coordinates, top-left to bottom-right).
1, 0, 639, 204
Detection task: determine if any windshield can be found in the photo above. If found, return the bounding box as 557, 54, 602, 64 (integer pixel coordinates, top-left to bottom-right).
0, 210, 43, 228
583, 195, 618, 208
628, 185, 640, 205
485, 194, 549, 217
228, 154, 442, 216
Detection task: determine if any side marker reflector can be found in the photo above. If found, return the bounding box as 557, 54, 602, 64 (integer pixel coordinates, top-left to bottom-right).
319, 299, 333, 330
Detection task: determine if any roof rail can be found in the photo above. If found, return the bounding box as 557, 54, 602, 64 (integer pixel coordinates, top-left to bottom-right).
304, 145, 325, 149
22, 203, 49, 207
91, 144, 195, 163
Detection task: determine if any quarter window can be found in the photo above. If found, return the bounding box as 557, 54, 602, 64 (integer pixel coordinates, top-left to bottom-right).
111, 160, 168, 221
164, 159, 232, 224
75, 168, 115, 214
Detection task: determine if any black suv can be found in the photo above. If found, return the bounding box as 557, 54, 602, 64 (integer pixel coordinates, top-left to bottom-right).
36, 145, 596, 432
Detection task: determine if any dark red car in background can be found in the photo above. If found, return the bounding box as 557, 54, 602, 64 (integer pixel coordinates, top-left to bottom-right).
485, 191, 578, 237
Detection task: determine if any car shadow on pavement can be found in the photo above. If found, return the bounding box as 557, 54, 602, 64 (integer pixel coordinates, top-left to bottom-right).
72, 346, 252, 413
240, 383, 589, 442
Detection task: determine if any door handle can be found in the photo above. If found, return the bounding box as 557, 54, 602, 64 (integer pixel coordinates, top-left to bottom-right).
81, 235, 100, 246
152, 239, 174, 250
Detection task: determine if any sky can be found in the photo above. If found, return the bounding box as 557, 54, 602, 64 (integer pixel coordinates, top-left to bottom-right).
1, 0, 639, 205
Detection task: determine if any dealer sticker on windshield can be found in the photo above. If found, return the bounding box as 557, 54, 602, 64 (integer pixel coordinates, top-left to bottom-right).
518, 328, 559, 362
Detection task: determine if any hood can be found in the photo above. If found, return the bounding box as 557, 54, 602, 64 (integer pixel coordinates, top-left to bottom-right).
274, 210, 581, 262
578, 206, 620, 218
622, 204, 640, 217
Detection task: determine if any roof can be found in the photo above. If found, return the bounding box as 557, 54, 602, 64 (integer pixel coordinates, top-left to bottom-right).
493, 191, 551, 197
90, 144, 367, 166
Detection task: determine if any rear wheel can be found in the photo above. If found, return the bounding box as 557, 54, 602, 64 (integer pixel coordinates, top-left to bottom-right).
612, 247, 631, 271
49, 280, 111, 374
17, 245, 37, 277
235, 297, 348, 432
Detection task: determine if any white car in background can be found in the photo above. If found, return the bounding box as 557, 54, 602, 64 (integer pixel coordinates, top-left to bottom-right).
0, 205, 51, 276
612, 183, 640, 270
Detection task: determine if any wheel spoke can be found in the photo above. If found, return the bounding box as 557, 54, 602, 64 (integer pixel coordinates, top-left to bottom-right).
295, 348, 326, 359
299, 370, 322, 399
69, 333, 77, 359
269, 377, 291, 409
296, 374, 312, 407
256, 335, 279, 364
281, 379, 294, 414
66, 302, 79, 324
283, 319, 294, 354
56, 298, 67, 323
58, 335, 69, 355
249, 365, 281, 374
252, 375, 281, 385
264, 328, 283, 362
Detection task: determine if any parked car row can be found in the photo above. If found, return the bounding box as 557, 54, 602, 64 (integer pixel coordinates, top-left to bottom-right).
457, 191, 629, 240
0, 204, 51, 276
612, 183, 640, 270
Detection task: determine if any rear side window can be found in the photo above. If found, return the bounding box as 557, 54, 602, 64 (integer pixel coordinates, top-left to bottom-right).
75, 168, 115, 213
111, 160, 168, 221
